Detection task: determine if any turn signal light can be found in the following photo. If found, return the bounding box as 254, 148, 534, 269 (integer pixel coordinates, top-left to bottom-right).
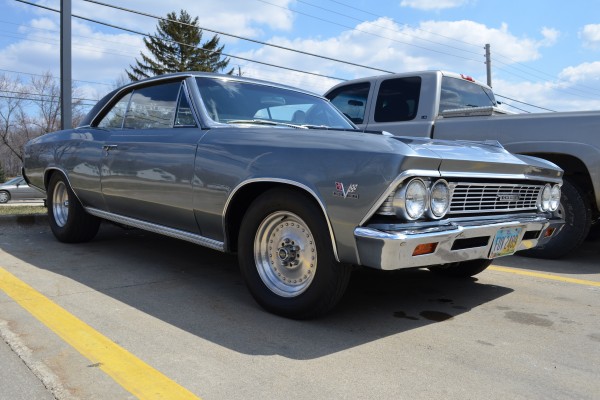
412, 242, 438, 256
544, 227, 556, 238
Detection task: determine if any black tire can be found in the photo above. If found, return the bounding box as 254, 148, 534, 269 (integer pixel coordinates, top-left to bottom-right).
0, 190, 10, 203
47, 173, 101, 243
520, 178, 591, 259
238, 188, 351, 319
428, 259, 493, 278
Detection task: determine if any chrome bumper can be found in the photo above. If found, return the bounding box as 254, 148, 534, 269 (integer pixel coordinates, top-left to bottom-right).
354, 216, 564, 270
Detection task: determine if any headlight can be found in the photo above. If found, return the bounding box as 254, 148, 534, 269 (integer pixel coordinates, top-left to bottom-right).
540, 184, 552, 211
549, 184, 561, 212
428, 179, 450, 219
394, 178, 428, 220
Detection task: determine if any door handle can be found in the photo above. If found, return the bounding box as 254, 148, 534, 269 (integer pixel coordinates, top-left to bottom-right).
103, 144, 118, 152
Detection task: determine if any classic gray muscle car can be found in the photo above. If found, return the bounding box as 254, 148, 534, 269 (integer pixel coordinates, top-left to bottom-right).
22, 72, 564, 318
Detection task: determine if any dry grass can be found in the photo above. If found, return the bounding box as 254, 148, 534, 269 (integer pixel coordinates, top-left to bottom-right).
0, 205, 47, 216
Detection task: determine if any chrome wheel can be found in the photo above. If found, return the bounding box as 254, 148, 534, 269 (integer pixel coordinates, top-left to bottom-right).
52, 180, 69, 227
254, 211, 317, 298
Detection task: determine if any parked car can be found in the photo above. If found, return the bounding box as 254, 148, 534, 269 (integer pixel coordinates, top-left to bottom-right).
0, 176, 46, 203
22, 72, 563, 318
325, 70, 600, 259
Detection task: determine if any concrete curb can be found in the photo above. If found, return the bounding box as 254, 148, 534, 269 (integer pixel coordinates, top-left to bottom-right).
0, 214, 48, 225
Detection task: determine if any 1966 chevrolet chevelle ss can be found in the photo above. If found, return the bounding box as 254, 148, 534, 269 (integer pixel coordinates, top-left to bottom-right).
23, 72, 564, 318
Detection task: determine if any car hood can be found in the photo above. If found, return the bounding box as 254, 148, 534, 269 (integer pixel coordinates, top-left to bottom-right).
391, 136, 563, 182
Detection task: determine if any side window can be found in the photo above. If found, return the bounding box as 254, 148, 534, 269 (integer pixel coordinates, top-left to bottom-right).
123, 82, 181, 129
174, 89, 197, 127
374, 77, 421, 123
97, 92, 132, 129
325, 82, 370, 124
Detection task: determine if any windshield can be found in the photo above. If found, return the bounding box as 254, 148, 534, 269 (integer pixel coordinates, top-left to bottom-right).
439, 76, 497, 112
195, 77, 354, 129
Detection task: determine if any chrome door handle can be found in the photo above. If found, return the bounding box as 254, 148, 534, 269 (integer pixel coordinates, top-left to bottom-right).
103, 145, 118, 151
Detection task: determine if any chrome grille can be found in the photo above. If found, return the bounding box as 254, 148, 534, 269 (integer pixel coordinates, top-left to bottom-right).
449, 182, 543, 214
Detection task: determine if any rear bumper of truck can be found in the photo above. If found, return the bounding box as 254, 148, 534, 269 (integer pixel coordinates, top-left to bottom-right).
354, 215, 563, 270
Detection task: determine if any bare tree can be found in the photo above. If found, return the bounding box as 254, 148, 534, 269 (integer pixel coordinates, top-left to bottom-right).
0, 74, 28, 167
0, 72, 87, 176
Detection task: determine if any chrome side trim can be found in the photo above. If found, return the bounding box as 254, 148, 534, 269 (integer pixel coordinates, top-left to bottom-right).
222, 178, 340, 262
86, 207, 225, 252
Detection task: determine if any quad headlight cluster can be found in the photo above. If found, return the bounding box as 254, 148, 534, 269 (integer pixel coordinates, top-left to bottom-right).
539, 184, 561, 212
393, 178, 451, 220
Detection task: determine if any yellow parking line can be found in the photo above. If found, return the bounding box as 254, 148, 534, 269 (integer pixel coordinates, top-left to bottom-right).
0, 266, 200, 400
489, 266, 600, 287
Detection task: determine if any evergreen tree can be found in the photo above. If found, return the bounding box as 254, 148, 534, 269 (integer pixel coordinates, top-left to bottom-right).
0, 164, 5, 183
127, 10, 232, 81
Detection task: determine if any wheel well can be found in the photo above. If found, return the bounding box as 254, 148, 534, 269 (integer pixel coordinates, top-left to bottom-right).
224, 182, 328, 253
523, 152, 597, 215
44, 169, 60, 190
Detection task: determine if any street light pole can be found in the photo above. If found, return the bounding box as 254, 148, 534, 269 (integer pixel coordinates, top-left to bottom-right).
60, 0, 72, 130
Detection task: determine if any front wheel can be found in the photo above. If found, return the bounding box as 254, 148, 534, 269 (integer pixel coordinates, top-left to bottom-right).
238, 188, 351, 319
47, 173, 100, 243
0, 191, 10, 203
428, 259, 493, 278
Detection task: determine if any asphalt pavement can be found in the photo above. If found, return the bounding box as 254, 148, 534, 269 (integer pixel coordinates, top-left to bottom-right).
0, 216, 598, 400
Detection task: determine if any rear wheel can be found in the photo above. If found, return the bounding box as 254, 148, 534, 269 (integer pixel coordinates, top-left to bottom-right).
521, 178, 591, 259
0, 191, 9, 203
47, 173, 100, 243
238, 188, 351, 319
428, 259, 493, 278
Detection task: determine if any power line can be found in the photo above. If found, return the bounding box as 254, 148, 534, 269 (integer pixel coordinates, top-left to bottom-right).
15, 0, 348, 82
81, 0, 395, 74
13, 0, 561, 112
495, 94, 556, 112
255, 0, 482, 63
295, 0, 484, 57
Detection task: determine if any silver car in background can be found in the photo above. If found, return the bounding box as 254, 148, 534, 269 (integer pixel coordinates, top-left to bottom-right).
22, 72, 564, 318
0, 176, 45, 203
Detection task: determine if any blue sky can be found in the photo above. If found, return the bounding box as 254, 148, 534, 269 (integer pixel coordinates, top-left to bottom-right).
2, 0, 600, 112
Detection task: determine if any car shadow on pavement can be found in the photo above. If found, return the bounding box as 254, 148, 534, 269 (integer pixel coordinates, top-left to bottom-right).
2, 222, 513, 361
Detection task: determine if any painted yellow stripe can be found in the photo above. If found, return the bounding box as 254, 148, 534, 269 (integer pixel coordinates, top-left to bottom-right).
0, 266, 200, 400
489, 265, 600, 287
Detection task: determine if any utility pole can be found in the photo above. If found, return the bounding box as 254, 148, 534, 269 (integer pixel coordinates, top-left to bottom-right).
484, 43, 492, 88
60, 0, 72, 130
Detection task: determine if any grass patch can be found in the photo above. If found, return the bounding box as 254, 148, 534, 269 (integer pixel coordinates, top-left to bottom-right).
0, 205, 47, 216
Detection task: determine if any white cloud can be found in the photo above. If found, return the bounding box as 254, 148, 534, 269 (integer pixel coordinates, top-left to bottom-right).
400, 0, 471, 11
493, 62, 600, 112
235, 18, 558, 94
580, 24, 600, 49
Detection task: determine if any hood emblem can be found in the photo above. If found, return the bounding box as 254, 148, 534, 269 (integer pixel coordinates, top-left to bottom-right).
334, 182, 359, 199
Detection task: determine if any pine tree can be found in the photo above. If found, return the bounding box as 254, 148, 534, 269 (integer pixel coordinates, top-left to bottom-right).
127, 10, 232, 81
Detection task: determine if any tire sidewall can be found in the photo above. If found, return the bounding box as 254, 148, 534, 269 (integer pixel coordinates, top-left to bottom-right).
523, 178, 591, 258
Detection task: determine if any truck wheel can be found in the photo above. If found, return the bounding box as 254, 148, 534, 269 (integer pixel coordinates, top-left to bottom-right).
47, 173, 101, 243
428, 259, 493, 278
238, 188, 351, 319
521, 178, 591, 259
0, 191, 10, 203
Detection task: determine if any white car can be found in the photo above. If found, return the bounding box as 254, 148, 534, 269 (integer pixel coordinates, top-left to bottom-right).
0, 177, 46, 203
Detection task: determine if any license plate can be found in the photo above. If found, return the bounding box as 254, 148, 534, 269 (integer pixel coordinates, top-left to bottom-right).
489, 227, 522, 258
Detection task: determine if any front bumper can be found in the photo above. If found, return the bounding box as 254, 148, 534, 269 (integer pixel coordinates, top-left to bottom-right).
354, 215, 564, 270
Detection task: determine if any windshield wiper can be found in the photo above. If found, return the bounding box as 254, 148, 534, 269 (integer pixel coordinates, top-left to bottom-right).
227, 119, 308, 129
